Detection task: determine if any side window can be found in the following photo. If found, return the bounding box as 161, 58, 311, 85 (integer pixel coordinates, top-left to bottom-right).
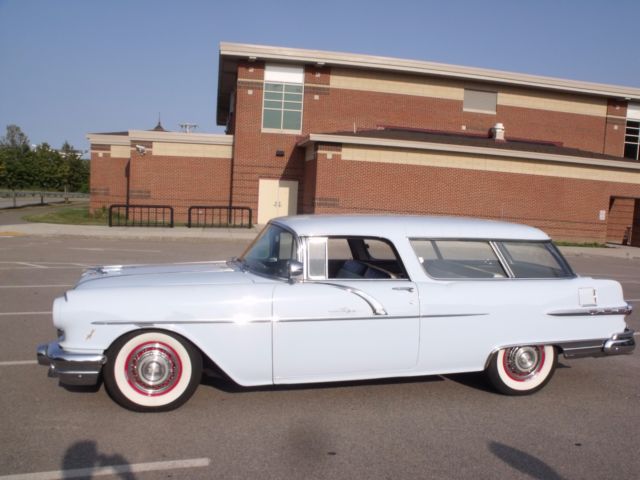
325, 237, 407, 280
410, 239, 506, 279
498, 241, 573, 278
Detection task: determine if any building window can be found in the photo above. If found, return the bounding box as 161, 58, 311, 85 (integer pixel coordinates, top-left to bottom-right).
463, 89, 497, 114
262, 64, 304, 133
624, 120, 640, 161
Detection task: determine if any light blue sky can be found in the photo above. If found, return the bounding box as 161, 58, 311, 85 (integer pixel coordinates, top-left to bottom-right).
1, 0, 639, 155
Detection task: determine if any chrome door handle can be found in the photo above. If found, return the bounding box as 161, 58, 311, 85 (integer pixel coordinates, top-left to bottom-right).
392, 286, 415, 292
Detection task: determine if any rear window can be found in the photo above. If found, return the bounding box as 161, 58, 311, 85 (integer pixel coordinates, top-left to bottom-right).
498, 241, 573, 278
410, 239, 573, 279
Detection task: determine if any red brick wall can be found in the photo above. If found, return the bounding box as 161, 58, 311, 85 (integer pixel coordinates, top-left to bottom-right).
606, 197, 635, 244
231, 61, 633, 214
308, 147, 640, 243
127, 150, 231, 223
89, 148, 128, 213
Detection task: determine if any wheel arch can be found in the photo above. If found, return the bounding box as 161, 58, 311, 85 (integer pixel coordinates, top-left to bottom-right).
104, 326, 233, 382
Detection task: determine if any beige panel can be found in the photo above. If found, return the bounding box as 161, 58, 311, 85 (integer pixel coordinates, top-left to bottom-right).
110, 145, 131, 158
330, 67, 463, 100
498, 87, 606, 117
341, 145, 640, 185
152, 142, 233, 158
258, 179, 299, 224
258, 179, 280, 224
280, 180, 299, 217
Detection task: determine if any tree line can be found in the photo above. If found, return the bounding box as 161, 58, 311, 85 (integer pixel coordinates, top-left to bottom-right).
0, 124, 90, 193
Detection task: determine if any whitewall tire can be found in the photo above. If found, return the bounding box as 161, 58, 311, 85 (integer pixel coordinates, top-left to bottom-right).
486, 345, 556, 395
104, 330, 202, 412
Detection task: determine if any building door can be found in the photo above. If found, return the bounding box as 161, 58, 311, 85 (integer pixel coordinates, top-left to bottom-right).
257, 179, 298, 224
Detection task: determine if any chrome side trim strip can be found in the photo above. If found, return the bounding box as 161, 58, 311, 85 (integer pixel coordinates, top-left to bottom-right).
547, 304, 632, 317
314, 282, 388, 315
92, 319, 272, 325
91, 313, 486, 325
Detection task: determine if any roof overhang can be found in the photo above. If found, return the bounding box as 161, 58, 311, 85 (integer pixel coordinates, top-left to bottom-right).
85, 133, 130, 147
217, 42, 640, 126
299, 133, 640, 172
87, 130, 233, 146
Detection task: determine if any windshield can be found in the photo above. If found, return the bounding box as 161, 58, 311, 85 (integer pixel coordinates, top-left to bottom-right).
239, 224, 298, 277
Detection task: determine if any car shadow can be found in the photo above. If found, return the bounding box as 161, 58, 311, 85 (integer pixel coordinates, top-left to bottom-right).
200, 369, 444, 394
443, 372, 495, 393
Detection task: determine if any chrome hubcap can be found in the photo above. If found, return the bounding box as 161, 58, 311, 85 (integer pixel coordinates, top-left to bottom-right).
127, 342, 181, 395
504, 346, 544, 380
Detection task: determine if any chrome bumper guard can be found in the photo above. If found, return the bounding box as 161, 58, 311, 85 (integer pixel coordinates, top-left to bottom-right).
560, 329, 635, 359
37, 342, 106, 386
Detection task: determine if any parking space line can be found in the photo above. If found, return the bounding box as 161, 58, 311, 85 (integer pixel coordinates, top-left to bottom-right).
0, 360, 37, 366
0, 285, 72, 289
0, 311, 51, 316
0, 457, 210, 480
0, 266, 84, 271
17, 262, 48, 269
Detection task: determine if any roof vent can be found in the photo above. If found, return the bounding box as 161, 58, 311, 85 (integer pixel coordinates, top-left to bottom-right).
491, 123, 505, 141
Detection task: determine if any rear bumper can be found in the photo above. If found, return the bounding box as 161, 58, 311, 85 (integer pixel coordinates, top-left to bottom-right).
37, 342, 106, 386
559, 329, 635, 359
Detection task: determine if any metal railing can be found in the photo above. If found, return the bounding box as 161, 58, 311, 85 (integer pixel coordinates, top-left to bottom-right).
108, 205, 174, 227
187, 206, 253, 228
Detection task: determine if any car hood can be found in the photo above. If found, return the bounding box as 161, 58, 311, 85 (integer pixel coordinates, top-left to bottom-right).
74, 261, 252, 289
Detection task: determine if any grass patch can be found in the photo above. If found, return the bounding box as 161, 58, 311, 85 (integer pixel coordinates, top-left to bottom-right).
23, 205, 109, 225
554, 241, 608, 248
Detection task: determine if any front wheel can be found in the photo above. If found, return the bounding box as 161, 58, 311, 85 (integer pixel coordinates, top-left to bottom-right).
104, 330, 202, 412
486, 345, 556, 395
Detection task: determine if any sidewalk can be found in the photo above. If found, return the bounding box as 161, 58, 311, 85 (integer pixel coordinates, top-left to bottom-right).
1, 221, 639, 259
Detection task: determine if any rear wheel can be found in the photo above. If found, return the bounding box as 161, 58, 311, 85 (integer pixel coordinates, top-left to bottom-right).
104, 330, 202, 412
486, 345, 556, 395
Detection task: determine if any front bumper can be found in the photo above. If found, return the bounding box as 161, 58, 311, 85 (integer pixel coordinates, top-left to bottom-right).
559, 329, 636, 359
37, 342, 106, 386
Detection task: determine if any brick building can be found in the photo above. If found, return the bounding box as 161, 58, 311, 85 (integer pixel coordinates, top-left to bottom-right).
88, 42, 640, 244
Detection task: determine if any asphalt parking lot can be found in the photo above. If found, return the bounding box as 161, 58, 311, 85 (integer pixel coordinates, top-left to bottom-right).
0, 234, 639, 479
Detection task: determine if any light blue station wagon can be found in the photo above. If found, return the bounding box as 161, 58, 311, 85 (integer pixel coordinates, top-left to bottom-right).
38, 215, 635, 411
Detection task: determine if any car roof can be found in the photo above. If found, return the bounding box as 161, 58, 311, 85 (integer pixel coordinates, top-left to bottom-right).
271, 215, 550, 241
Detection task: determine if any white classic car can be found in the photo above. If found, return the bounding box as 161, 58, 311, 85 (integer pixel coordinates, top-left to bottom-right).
37, 215, 635, 411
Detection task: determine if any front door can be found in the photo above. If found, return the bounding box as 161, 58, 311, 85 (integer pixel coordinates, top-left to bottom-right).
257, 179, 298, 224
272, 281, 419, 383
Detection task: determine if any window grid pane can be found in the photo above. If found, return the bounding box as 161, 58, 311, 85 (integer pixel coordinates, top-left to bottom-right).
263, 81, 303, 131
625, 120, 640, 160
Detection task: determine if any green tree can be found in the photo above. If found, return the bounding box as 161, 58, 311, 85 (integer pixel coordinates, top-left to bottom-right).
1, 124, 30, 150
59, 141, 90, 193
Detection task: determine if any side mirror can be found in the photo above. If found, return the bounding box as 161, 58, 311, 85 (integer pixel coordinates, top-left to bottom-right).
288, 260, 304, 283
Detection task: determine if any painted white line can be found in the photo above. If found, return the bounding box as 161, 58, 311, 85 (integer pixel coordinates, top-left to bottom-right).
69, 247, 160, 253
626, 299, 640, 302
0, 360, 37, 366
0, 266, 84, 271
0, 457, 210, 480
17, 262, 48, 269
0, 311, 51, 316
0, 285, 72, 289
